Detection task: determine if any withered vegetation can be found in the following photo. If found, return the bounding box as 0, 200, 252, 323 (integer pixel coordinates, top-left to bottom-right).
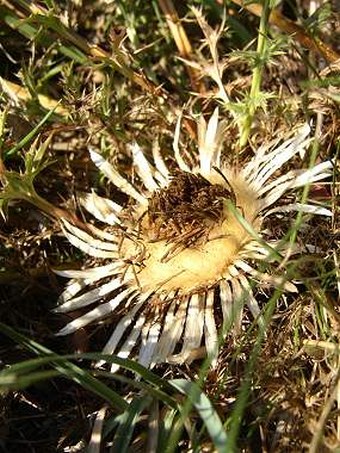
147, 170, 232, 245
0, 1, 339, 452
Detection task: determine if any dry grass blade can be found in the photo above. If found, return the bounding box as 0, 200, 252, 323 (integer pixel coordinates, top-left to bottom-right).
158, 0, 205, 95
306, 345, 340, 453
2, 0, 198, 140
0, 78, 69, 116
88, 406, 108, 453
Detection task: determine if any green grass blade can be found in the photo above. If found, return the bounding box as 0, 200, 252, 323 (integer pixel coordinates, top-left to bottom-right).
0, 322, 128, 411
1, 6, 87, 64
111, 396, 152, 453
169, 379, 228, 453
226, 199, 283, 262
0, 349, 177, 408
0, 369, 60, 391
157, 408, 178, 453
97, 370, 177, 409
224, 289, 281, 451
5, 103, 60, 158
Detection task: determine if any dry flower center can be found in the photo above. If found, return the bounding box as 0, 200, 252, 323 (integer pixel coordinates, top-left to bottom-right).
117, 170, 254, 293
146, 170, 233, 247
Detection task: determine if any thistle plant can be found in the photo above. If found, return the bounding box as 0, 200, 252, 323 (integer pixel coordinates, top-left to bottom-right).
0, 109, 82, 226
55, 113, 332, 369
238, 0, 272, 147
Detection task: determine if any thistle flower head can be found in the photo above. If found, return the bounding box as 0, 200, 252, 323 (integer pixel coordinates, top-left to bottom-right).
55, 110, 332, 370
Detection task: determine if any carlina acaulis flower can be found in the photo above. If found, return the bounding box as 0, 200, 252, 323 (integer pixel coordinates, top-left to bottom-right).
55, 109, 332, 370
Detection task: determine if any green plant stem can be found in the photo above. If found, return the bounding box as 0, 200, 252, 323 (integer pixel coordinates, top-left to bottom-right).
239, 0, 271, 148
5, 105, 58, 158
0, 323, 129, 410
23, 190, 89, 231
279, 120, 321, 268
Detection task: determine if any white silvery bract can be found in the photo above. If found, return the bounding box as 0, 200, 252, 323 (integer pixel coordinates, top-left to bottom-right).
55, 109, 332, 370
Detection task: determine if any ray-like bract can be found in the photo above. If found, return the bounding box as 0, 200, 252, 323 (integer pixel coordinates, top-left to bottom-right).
234, 259, 297, 292
258, 160, 332, 199
130, 143, 159, 192
62, 220, 117, 251
258, 169, 304, 198
260, 164, 333, 210
110, 313, 147, 372
245, 125, 310, 182
253, 140, 311, 190
56, 115, 332, 369
90, 149, 146, 204
78, 191, 122, 225
173, 114, 191, 172
152, 142, 170, 180
199, 107, 222, 177
219, 279, 234, 331
55, 263, 122, 281
138, 321, 162, 368
230, 279, 245, 333
204, 290, 218, 366
100, 296, 145, 362
175, 293, 204, 363
292, 161, 333, 186
225, 264, 240, 279
153, 295, 178, 361
62, 229, 117, 259
238, 274, 262, 323
86, 223, 121, 242
160, 297, 189, 363
264, 203, 332, 217
54, 277, 125, 313
57, 279, 89, 305
57, 288, 134, 336
61, 221, 118, 259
